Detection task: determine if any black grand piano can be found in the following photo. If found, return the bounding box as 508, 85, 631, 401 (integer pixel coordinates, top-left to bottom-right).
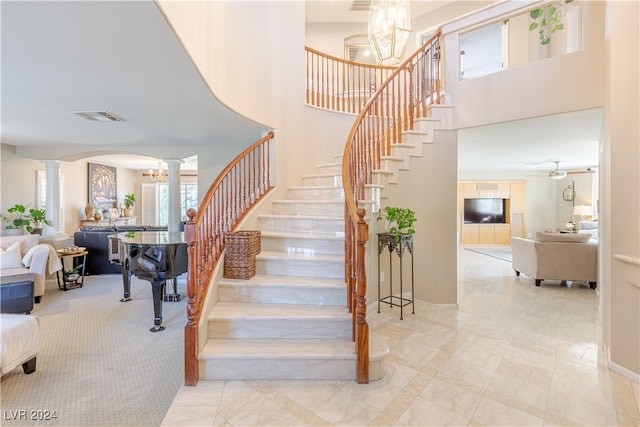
117, 231, 187, 332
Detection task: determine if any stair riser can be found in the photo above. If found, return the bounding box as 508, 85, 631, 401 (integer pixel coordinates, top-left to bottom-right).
402, 132, 432, 152
199, 357, 356, 381
414, 118, 438, 134
258, 217, 344, 234
272, 201, 343, 217
256, 257, 344, 279
218, 284, 346, 305
364, 186, 382, 202
208, 318, 352, 339
301, 175, 341, 187
317, 164, 341, 174
287, 187, 344, 200
430, 105, 454, 129
261, 235, 343, 256
390, 145, 414, 170
372, 171, 391, 187
380, 159, 401, 184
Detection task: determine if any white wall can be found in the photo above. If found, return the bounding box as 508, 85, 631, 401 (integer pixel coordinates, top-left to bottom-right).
444, 1, 606, 129
1, 145, 145, 233
372, 130, 458, 304
1, 145, 41, 224
603, 0, 640, 380
159, 1, 310, 194
306, 23, 367, 58
305, 2, 494, 69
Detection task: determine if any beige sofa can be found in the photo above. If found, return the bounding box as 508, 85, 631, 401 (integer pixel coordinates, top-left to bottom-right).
511, 232, 598, 289
0, 234, 58, 303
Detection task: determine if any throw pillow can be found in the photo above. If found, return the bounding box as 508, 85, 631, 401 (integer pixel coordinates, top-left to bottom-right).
535, 232, 592, 243
579, 220, 598, 230
0, 241, 24, 269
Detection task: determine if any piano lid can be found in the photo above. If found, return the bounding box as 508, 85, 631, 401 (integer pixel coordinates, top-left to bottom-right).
118, 231, 185, 246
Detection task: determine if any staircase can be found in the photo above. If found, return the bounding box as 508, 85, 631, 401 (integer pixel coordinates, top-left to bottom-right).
195, 110, 450, 381
198, 161, 388, 381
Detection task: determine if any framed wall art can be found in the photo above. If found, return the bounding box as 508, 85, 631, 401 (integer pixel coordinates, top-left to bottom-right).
88, 163, 117, 211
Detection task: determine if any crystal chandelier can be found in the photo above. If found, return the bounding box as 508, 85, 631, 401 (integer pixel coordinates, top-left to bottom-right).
368, 0, 412, 66
148, 161, 167, 182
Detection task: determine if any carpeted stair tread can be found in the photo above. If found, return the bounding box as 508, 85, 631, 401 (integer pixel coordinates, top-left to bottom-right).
219, 273, 345, 287
209, 301, 350, 320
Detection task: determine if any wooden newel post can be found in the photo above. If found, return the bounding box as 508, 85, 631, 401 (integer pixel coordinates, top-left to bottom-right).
184, 208, 198, 386
355, 208, 369, 384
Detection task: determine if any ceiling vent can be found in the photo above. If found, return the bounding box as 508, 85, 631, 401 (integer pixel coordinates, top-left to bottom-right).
351, 0, 370, 12
71, 111, 124, 122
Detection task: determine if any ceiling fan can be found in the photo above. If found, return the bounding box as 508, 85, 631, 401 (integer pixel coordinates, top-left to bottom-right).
549, 161, 568, 179
527, 161, 596, 180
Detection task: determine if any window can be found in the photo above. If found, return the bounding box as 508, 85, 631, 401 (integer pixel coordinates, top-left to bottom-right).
37, 170, 65, 232
142, 182, 198, 226
459, 22, 504, 80
180, 183, 198, 221
454, 3, 582, 80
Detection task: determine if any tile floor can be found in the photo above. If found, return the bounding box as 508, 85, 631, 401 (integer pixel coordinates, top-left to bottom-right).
161, 247, 640, 426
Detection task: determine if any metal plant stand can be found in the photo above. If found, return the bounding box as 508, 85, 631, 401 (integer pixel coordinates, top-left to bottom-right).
377, 232, 415, 320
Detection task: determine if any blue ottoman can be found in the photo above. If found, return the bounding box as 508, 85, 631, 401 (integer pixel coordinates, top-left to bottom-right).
0, 273, 34, 314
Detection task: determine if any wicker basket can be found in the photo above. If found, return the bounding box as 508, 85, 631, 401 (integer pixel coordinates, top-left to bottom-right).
224, 231, 261, 279
226, 230, 261, 256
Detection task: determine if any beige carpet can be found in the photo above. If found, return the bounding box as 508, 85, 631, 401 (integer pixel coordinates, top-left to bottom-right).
0, 273, 187, 426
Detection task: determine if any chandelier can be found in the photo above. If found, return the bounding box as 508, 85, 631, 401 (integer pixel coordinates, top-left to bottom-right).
368, 0, 412, 66
148, 161, 167, 182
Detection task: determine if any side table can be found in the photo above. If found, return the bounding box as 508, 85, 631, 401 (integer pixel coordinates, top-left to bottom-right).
56, 250, 88, 291
377, 233, 415, 319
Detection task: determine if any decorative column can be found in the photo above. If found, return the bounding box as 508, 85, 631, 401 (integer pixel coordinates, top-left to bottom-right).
41, 160, 61, 235
164, 159, 183, 233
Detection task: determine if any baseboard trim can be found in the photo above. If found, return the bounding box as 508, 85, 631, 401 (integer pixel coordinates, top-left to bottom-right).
609, 362, 640, 384
607, 345, 640, 384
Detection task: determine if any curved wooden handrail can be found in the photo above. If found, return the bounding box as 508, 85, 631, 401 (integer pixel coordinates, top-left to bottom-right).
306, 46, 397, 114
184, 131, 275, 385
342, 30, 443, 384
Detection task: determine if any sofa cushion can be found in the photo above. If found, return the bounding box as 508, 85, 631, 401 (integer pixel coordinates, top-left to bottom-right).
535, 232, 592, 243
0, 242, 24, 269
78, 226, 117, 232
0, 235, 39, 254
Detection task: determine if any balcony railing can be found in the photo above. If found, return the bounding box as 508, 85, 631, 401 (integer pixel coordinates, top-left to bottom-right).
305, 46, 397, 114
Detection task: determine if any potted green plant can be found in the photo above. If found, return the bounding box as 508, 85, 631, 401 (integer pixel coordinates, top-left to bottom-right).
64, 263, 84, 282
27, 208, 52, 234
123, 193, 136, 217
376, 206, 417, 242
2, 204, 32, 235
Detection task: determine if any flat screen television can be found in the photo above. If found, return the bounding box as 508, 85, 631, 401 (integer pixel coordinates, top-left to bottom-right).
464, 198, 506, 224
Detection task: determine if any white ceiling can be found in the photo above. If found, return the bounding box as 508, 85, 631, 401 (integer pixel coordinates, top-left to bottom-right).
1, 0, 600, 176
1, 1, 267, 171
305, 0, 453, 23
458, 108, 602, 176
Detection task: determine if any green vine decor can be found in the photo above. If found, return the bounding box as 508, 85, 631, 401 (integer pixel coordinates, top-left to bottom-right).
529, 4, 565, 46
376, 206, 417, 242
